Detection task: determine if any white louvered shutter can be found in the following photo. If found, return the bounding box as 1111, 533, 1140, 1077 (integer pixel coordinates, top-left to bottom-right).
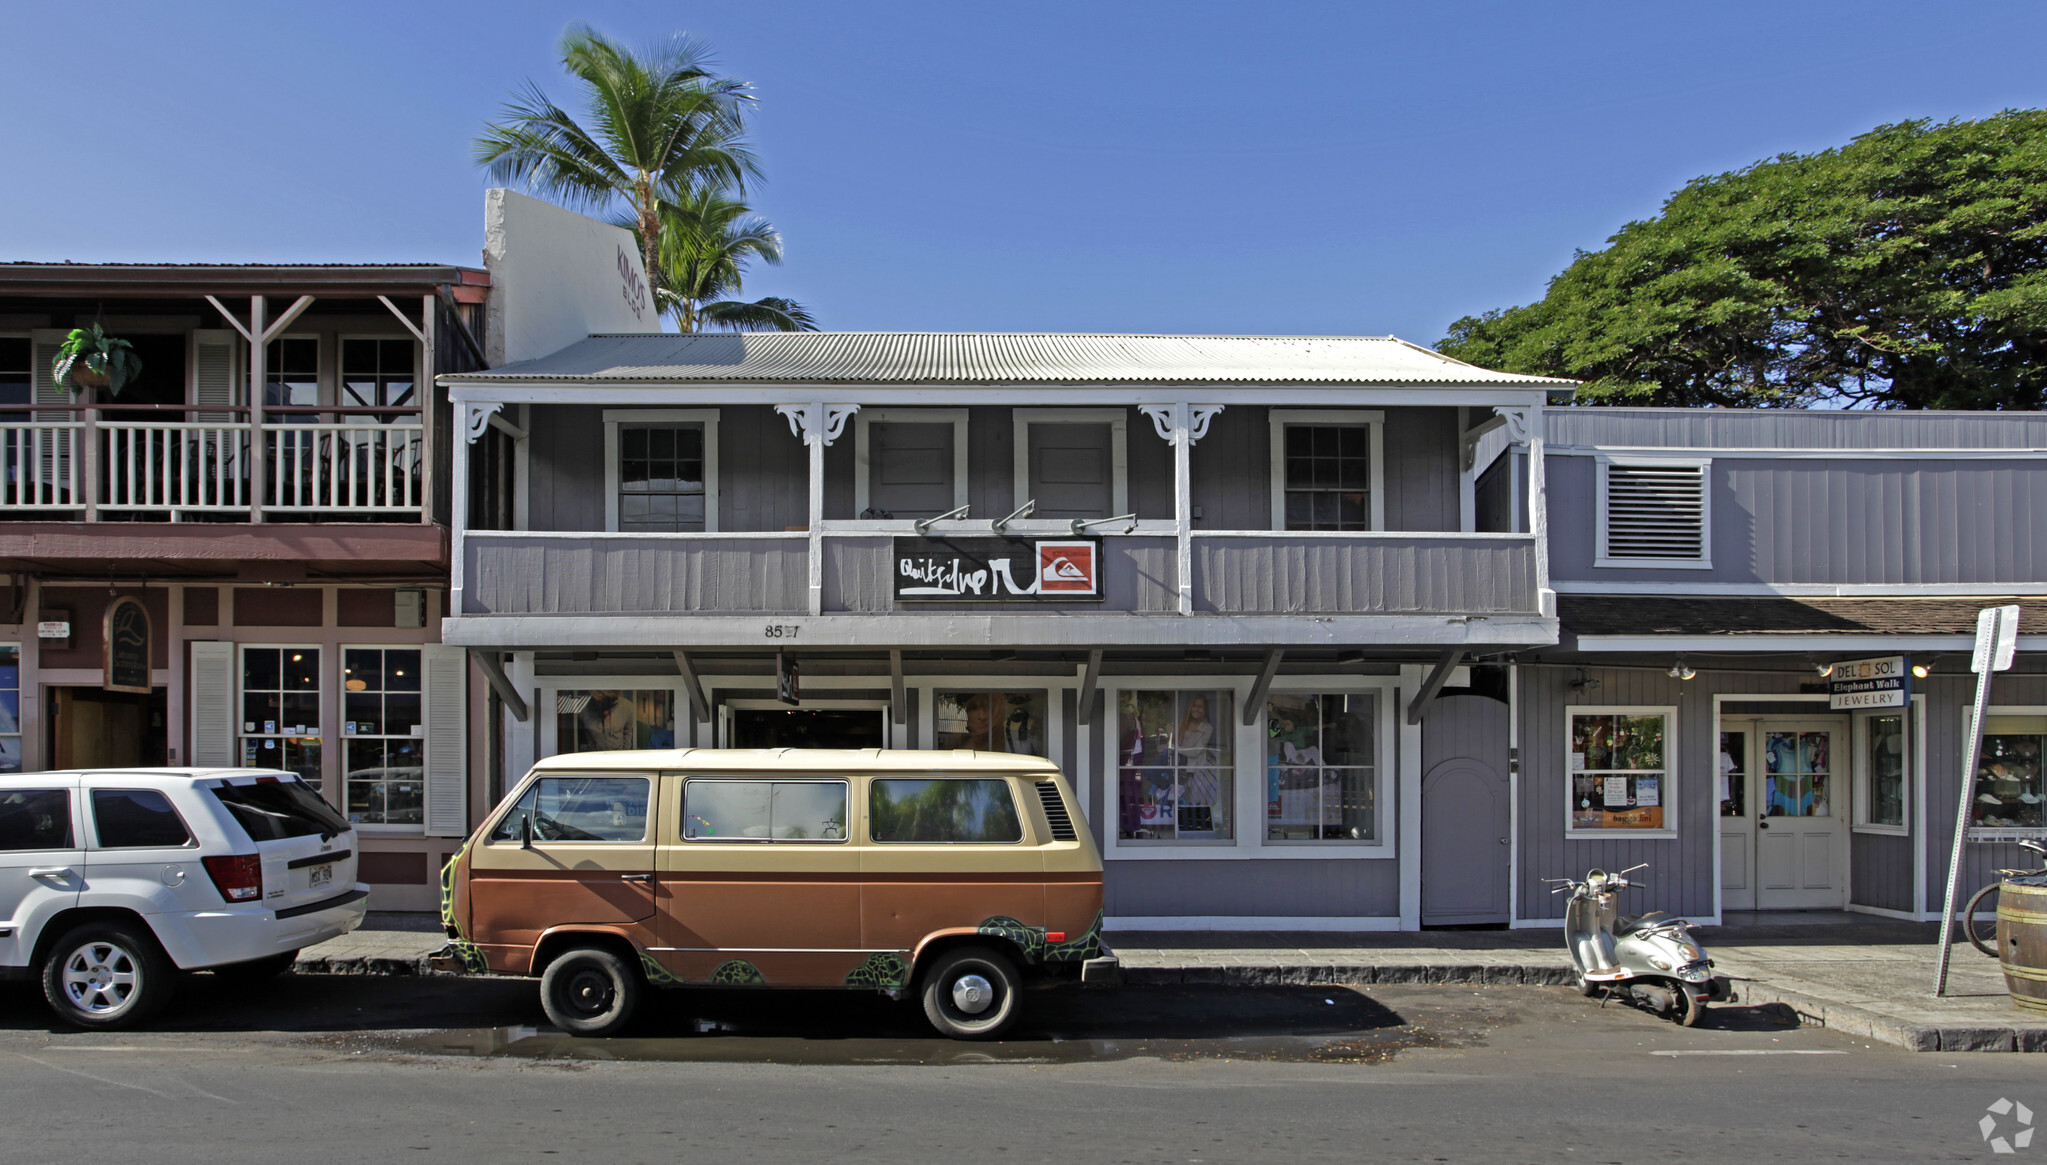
422, 645, 470, 836
1602, 462, 1708, 561
29, 329, 74, 504
190, 330, 242, 420
190, 640, 237, 767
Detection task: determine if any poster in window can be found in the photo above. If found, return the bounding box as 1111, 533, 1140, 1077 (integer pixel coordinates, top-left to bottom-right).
933, 691, 1047, 756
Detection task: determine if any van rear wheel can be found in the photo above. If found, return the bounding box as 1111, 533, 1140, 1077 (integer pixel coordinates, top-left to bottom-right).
921, 945, 1021, 1040
540, 947, 640, 1037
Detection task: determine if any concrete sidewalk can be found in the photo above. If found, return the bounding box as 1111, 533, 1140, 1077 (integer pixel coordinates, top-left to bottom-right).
298, 910, 2047, 1053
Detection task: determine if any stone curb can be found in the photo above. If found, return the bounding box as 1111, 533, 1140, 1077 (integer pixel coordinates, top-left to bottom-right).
1121, 963, 1579, 988
292, 955, 445, 977
1729, 975, 2047, 1053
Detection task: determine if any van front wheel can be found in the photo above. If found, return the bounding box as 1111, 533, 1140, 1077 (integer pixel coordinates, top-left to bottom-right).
921, 946, 1021, 1040
540, 947, 640, 1037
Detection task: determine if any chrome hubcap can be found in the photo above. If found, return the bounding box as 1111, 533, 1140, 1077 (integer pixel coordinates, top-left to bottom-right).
62, 942, 140, 1015
952, 973, 994, 1014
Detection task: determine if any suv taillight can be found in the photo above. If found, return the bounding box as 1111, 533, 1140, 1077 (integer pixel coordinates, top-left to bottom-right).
203, 854, 264, 903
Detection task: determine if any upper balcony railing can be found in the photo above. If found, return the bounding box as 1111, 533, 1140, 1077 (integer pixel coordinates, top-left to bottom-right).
1, 404, 425, 521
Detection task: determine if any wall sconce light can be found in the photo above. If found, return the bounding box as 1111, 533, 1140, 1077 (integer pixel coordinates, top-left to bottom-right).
1667, 654, 1696, 681
1813, 660, 1835, 678
1912, 655, 1937, 679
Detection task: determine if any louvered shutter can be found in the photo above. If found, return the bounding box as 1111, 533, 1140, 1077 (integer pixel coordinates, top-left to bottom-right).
1601, 462, 1708, 562
29, 329, 74, 504
190, 329, 241, 421
190, 640, 237, 767
422, 645, 470, 836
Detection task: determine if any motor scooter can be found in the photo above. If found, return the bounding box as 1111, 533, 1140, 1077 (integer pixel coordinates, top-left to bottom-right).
1549, 864, 1734, 1026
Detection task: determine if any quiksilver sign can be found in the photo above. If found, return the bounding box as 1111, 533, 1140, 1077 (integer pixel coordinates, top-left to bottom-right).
891, 537, 1102, 601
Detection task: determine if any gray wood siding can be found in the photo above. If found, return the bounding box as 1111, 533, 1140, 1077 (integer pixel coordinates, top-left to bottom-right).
1383, 407, 1461, 532
1190, 407, 1268, 529
1193, 536, 1537, 615
1851, 832, 1914, 913
723, 405, 812, 531
1919, 671, 2047, 917
463, 535, 807, 614
525, 404, 604, 532
823, 535, 1177, 613
1547, 407, 2047, 450
1548, 454, 2047, 586
1474, 449, 1523, 533
1104, 858, 1400, 918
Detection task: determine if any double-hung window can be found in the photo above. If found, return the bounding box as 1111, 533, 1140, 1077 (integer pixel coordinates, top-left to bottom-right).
604, 409, 720, 532
1268, 410, 1384, 531
240, 646, 322, 784
343, 648, 425, 827
341, 338, 416, 418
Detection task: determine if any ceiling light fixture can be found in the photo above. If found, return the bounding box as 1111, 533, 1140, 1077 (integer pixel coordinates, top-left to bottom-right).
1667, 654, 1696, 681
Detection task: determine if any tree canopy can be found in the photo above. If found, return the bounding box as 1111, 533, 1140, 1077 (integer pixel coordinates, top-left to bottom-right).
1438, 111, 2047, 409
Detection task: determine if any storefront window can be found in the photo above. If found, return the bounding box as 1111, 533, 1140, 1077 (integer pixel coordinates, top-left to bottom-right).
1863, 714, 1907, 828
933, 691, 1047, 756
556, 690, 676, 754
1973, 716, 2045, 830
342, 648, 424, 827
1116, 689, 1233, 841
240, 646, 321, 783
1568, 709, 1669, 832
1719, 730, 1746, 817
1264, 692, 1377, 842
0, 645, 19, 773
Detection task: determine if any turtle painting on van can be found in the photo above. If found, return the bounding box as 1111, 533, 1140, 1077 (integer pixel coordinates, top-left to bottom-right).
434, 748, 1116, 1039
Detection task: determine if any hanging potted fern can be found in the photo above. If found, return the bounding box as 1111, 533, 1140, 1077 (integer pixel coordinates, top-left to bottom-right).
52, 323, 143, 395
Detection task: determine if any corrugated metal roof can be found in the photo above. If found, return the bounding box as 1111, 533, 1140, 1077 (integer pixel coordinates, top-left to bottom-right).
446, 332, 1576, 386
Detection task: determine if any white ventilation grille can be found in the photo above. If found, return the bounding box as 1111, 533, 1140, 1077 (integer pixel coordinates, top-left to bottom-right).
1602, 462, 1707, 561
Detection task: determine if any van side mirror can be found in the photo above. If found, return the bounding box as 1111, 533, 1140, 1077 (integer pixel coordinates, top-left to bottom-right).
520, 813, 534, 850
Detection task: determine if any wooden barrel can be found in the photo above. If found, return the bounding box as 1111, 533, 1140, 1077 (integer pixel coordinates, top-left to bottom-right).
1997, 873, 2047, 1012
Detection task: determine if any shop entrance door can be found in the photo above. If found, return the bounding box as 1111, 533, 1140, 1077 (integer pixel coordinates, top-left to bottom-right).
1420, 694, 1511, 926
725, 703, 888, 749
1720, 717, 1848, 911
48, 686, 167, 770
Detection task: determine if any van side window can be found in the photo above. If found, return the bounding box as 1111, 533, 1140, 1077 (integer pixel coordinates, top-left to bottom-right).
92, 790, 194, 848
0, 790, 72, 851
869, 778, 1024, 844
488, 777, 650, 843
682, 780, 847, 841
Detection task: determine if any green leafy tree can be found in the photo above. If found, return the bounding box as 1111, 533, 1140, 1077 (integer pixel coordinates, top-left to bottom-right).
636, 186, 817, 332
1439, 111, 2047, 408
475, 25, 758, 301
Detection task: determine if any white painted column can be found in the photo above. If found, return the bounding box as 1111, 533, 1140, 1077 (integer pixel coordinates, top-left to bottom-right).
1172, 404, 1192, 616
248, 296, 267, 523
1498, 406, 1553, 618
165, 583, 185, 766
420, 293, 437, 527
453, 402, 499, 617
808, 399, 826, 616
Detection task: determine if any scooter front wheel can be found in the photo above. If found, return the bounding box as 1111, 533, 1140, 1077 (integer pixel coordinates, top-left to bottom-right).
1677, 983, 1708, 1027
1576, 976, 1600, 998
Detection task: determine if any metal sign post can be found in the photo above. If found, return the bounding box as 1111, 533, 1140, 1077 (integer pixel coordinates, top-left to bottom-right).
1935, 604, 2022, 996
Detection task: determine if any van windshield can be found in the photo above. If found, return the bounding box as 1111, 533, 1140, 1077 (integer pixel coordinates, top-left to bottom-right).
209, 779, 351, 841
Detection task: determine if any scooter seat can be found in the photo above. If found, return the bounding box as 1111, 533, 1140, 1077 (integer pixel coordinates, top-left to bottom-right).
1616, 911, 1669, 934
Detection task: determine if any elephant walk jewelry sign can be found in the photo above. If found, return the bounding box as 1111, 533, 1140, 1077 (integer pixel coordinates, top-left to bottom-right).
892, 537, 1102, 600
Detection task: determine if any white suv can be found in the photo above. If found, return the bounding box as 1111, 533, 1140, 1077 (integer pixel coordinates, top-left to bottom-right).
0, 768, 369, 1029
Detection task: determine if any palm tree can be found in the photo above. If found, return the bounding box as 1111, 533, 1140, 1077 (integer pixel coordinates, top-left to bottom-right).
474, 25, 758, 298
641, 186, 818, 332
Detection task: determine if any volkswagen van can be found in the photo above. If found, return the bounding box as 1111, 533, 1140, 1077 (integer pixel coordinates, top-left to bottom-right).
435, 749, 1114, 1039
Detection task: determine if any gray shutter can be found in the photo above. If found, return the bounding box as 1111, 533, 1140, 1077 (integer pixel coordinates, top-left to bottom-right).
422, 645, 470, 837
1029, 423, 1114, 520
1603, 463, 1707, 560
190, 641, 237, 767
868, 421, 956, 519
190, 329, 241, 422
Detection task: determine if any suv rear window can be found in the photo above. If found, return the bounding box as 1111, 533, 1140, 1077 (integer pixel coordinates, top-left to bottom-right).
0, 790, 72, 851
92, 789, 193, 848
209, 779, 350, 842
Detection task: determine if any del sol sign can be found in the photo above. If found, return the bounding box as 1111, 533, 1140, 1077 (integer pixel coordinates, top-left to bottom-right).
1827, 655, 1911, 710
892, 536, 1102, 601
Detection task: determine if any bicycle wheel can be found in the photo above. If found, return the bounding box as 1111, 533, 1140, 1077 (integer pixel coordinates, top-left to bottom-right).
1963, 881, 2003, 958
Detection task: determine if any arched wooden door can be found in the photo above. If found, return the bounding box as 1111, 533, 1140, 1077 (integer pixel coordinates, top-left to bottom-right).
1422, 694, 1511, 926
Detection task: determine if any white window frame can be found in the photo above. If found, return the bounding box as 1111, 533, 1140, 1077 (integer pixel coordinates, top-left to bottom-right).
338, 643, 429, 836
1102, 674, 1398, 861
603, 408, 721, 533
336, 334, 420, 410
1595, 455, 1713, 570
235, 642, 326, 786
854, 407, 969, 518
1013, 407, 1128, 519
1964, 705, 2047, 841
1564, 704, 1679, 840
1267, 409, 1386, 532
1850, 698, 1918, 837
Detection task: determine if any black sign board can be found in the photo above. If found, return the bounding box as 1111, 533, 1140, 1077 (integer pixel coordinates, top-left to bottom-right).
103, 596, 151, 694
891, 536, 1103, 601
776, 650, 800, 706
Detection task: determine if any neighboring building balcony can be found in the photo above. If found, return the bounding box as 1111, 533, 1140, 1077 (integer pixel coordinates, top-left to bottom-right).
2, 404, 426, 522
450, 526, 1545, 649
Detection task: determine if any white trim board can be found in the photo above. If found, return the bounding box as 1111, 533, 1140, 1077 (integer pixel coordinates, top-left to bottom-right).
1104, 915, 1402, 933
1553, 581, 2047, 597
1575, 634, 2047, 652
448, 383, 1562, 409
601, 408, 721, 533
1550, 445, 2047, 460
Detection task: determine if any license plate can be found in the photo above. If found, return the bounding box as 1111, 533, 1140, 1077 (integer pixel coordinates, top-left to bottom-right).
307, 863, 333, 890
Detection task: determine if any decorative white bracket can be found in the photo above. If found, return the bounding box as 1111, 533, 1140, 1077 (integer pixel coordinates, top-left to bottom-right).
464, 402, 504, 444
1495, 406, 1532, 445
1138, 404, 1225, 446
775, 402, 860, 446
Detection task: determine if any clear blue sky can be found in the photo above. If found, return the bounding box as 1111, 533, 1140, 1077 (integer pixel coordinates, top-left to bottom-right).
4, 1, 2042, 345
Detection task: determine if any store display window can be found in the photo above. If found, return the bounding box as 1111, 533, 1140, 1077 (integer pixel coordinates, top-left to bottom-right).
1116, 689, 1233, 841
1973, 715, 2045, 830
342, 648, 424, 827
1264, 692, 1377, 842
1567, 708, 1671, 833
555, 690, 677, 754
239, 646, 321, 784
933, 691, 1047, 756
1860, 714, 1907, 829
0, 645, 19, 773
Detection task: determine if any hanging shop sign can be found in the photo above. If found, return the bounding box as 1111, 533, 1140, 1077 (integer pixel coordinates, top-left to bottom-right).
776, 650, 801, 706
1827, 654, 1911, 710
103, 596, 152, 695
891, 536, 1102, 601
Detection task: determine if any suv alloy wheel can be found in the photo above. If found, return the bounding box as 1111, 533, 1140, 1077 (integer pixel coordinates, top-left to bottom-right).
41, 922, 175, 1030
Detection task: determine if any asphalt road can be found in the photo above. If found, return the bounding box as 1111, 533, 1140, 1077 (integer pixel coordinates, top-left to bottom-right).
1, 972, 2043, 1163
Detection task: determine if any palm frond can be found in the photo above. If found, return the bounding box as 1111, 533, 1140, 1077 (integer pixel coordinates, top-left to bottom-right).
699, 297, 818, 332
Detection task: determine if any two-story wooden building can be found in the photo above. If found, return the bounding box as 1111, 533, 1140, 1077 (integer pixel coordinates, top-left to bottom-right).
440, 332, 1573, 929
